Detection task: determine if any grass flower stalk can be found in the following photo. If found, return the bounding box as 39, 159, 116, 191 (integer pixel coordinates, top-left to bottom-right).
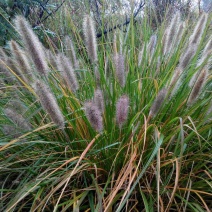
35, 80, 65, 128
116, 95, 129, 128
84, 101, 103, 132
83, 15, 98, 64
114, 53, 126, 87
94, 88, 104, 114
64, 36, 79, 69
187, 69, 208, 105
14, 16, 49, 76
149, 88, 167, 117
10, 40, 33, 82
57, 54, 79, 92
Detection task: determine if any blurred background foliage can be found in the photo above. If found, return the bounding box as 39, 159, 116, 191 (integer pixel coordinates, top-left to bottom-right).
0, 0, 211, 48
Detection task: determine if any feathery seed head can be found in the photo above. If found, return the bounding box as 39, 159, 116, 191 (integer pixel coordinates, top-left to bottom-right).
57, 54, 79, 92
198, 36, 212, 66
189, 13, 208, 45
116, 95, 129, 128
138, 46, 144, 66
148, 34, 157, 58
114, 53, 126, 87
84, 101, 103, 132
83, 15, 98, 63
46, 50, 57, 69
64, 36, 79, 69
149, 88, 167, 117
113, 33, 117, 55
94, 89, 104, 113
187, 69, 208, 105
179, 46, 196, 69
14, 16, 48, 76
169, 67, 183, 89
10, 40, 32, 82
163, 12, 181, 55
35, 80, 65, 128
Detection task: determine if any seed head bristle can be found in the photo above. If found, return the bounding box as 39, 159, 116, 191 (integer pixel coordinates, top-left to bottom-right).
189, 13, 208, 45
164, 12, 181, 55
0, 58, 17, 84
114, 53, 126, 87
84, 101, 103, 132
149, 88, 167, 117
187, 69, 208, 105
10, 40, 32, 82
57, 54, 79, 92
113, 33, 117, 55
64, 36, 79, 69
46, 50, 57, 69
148, 34, 157, 59
198, 36, 212, 66
83, 15, 98, 64
35, 80, 65, 128
179, 46, 196, 69
169, 67, 183, 89
14, 16, 48, 76
94, 89, 104, 113
138, 46, 144, 66
116, 95, 129, 128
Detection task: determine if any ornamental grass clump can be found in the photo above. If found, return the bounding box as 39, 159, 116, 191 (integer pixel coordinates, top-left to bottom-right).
0, 11, 211, 212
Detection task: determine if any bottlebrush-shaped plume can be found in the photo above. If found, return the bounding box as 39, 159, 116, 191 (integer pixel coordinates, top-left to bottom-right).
187, 69, 208, 106
94, 88, 104, 113
197, 36, 212, 66
179, 46, 196, 69
138, 46, 144, 66
14, 16, 48, 76
175, 22, 184, 46
84, 101, 103, 132
147, 34, 157, 59
46, 50, 57, 69
64, 36, 79, 69
83, 15, 98, 63
149, 88, 167, 117
35, 80, 65, 128
189, 13, 208, 45
116, 95, 129, 128
163, 12, 181, 55
10, 40, 32, 82
56, 54, 79, 92
6, 58, 26, 82
114, 53, 126, 87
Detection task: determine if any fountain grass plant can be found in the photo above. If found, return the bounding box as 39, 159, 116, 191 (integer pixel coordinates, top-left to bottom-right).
0, 10, 211, 211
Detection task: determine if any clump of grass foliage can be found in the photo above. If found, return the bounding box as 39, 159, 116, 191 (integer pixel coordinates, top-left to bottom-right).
0, 9, 211, 211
